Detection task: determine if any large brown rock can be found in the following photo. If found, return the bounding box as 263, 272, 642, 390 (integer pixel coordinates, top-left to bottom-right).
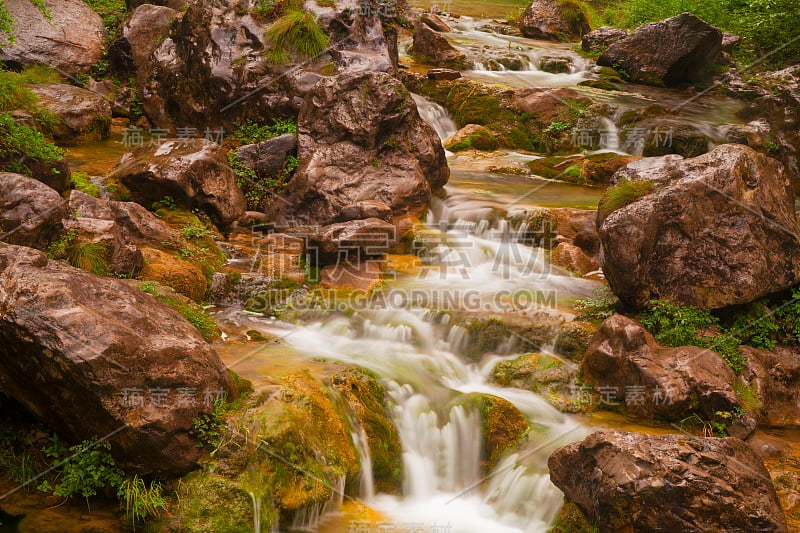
235, 133, 297, 178
598, 144, 800, 309
581, 26, 628, 52
598, 13, 723, 86
0, 243, 234, 476
269, 72, 448, 226
581, 315, 741, 422
0, 0, 105, 75
741, 346, 800, 427
518, 0, 590, 41
411, 23, 467, 69
549, 429, 788, 532
309, 218, 397, 265
29, 84, 112, 143
112, 140, 246, 230
0, 172, 65, 250
108, 4, 177, 75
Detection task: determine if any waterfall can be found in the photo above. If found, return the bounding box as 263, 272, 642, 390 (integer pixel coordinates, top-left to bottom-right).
351, 422, 375, 500
598, 117, 621, 152
249, 492, 262, 533
289, 475, 345, 531
412, 93, 458, 142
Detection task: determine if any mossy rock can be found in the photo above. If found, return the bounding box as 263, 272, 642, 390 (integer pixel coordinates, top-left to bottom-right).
617, 104, 678, 128
553, 321, 596, 362
577, 79, 622, 91
549, 500, 598, 533
169, 471, 262, 533
140, 247, 209, 301
131, 280, 221, 342
444, 124, 500, 152
460, 316, 561, 361
329, 368, 403, 494
491, 353, 586, 413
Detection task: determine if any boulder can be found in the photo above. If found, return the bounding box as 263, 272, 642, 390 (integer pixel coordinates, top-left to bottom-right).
112, 140, 247, 230
235, 134, 297, 178
598, 13, 723, 86
444, 124, 499, 152
330, 0, 398, 75
108, 4, 177, 75
621, 117, 712, 157
549, 207, 600, 256
581, 26, 628, 52
0, 243, 234, 476
427, 68, 461, 81
551, 242, 598, 275
740, 346, 800, 427
268, 72, 448, 226
721, 32, 742, 53
333, 200, 393, 223
309, 218, 397, 265
518, 0, 590, 41
598, 145, 800, 309
538, 55, 571, 74
0, 0, 105, 75
0, 172, 65, 250
421, 12, 451, 32
581, 315, 741, 422
511, 86, 590, 123
29, 84, 112, 143
549, 429, 788, 532
411, 24, 468, 69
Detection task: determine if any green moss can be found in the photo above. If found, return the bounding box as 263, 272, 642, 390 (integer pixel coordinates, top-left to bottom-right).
445, 128, 499, 152
732, 382, 761, 414
138, 281, 221, 342
549, 501, 598, 533
0, 112, 64, 174
598, 180, 655, 216
70, 171, 101, 198
172, 472, 257, 533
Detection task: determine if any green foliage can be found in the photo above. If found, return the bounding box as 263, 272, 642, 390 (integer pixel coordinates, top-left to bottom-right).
181, 221, 212, 240
117, 475, 166, 527
47, 229, 77, 259
0, 67, 62, 134
70, 171, 101, 198
232, 117, 297, 144
543, 120, 571, 136
599, 180, 654, 215
264, 9, 329, 64
39, 437, 123, 506
251, 0, 302, 22
227, 148, 293, 211
191, 399, 228, 450
640, 300, 716, 347
733, 382, 760, 413
574, 286, 618, 321
152, 195, 177, 210
606, 0, 800, 69
83, 0, 126, 37
68, 241, 109, 275
0, 112, 64, 172
727, 302, 779, 350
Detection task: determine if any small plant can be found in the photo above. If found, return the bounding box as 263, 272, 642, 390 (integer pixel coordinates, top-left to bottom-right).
68, 241, 109, 275
232, 118, 297, 144
181, 221, 212, 240
118, 475, 166, 527
191, 399, 228, 450
574, 286, 618, 321
599, 179, 655, 215
264, 9, 329, 64
0, 112, 64, 173
543, 120, 571, 136
47, 229, 77, 259
70, 172, 101, 198
152, 196, 177, 211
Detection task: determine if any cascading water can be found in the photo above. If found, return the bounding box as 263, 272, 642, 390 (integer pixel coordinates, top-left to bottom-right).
412, 94, 458, 142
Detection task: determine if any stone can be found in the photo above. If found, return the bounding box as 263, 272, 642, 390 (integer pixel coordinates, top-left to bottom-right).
0, 0, 105, 75
598, 13, 723, 86
0, 172, 65, 250
581, 26, 628, 52
0, 243, 234, 476
112, 139, 246, 230
235, 134, 297, 178
551, 241, 599, 275
411, 23, 468, 69
538, 55, 571, 74
427, 68, 461, 80
740, 346, 800, 427
268, 72, 448, 226
598, 145, 800, 309
108, 4, 177, 74
421, 12, 451, 32
444, 124, 499, 152
309, 218, 397, 265
581, 315, 741, 422
549, 429, 788, 532
29, 84, 112, 143
519, 0, 590, 41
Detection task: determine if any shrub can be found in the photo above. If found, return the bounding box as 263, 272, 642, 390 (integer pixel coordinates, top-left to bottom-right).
0, 112, 64, 173
264, 9, 329, 64
82, 0, 126, 37
39, 437, 123, 507
232, 117, 297, 144
574, 286, 618, 321
640, 300, 716, 347
599, 179, 654, 215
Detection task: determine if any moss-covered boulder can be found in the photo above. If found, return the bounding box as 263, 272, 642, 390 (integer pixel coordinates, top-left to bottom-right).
491, 353, 583, 413
444, 124, 499, 152
527, 153, 641, 185
477, 395, 530, 471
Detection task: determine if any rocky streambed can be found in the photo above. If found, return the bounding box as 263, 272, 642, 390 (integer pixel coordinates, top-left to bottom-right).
1, 0, 800, 531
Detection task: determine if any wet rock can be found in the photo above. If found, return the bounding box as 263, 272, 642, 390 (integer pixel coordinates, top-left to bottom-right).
740, 346, 800, 427
598, 13, 723, 86
334, 200, 393, 223
320, 260, 384, 290
491, 353, 579, 413
112, 139, 246, 231
427, 68, 461, 80
108, 4, 177, 75
0, 0, 105, 75
527, 153, 641, 185
0, 172, 65, 250
235, 134, 297, 178
29, 84, 112, 143
0, 243, 234, 476
581, 315, 741, 422
549, 207, 600, 256
551, 242, 598, 276
599, 145, 800, 309
421, 12, 451, 32
518, 0, 590, 41
268, 72, 448, 226
549, 429, 788, 532
444, 124, 499, 152
475, 394, 530, 470
331, 0, 398, 74
140, 247, 209, 301
581, 26, 628, 53
621, 117, 712, 157
309, 218, 397, 266
411, 23, 468, 69
511, 86, 590, 122
538, 55, 571, 74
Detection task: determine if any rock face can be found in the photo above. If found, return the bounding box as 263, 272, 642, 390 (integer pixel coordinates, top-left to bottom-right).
581, 315, 740, 421
235, 134, 297, 178
269, 72, 448, 227
0, 0, 105, 75
0, 243, 234, 476
411, 24, 467, 69
0, 172, 65, 250
598, 144, 800, 309
112, 140, 246, 230
598, 13, 723, 86
741, 346, 800, 427
29, 84, 112, 143
108, 3, 178, 75
549, 429, 789, 532
581, 26, 628, 52
519, 0, 590, 41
